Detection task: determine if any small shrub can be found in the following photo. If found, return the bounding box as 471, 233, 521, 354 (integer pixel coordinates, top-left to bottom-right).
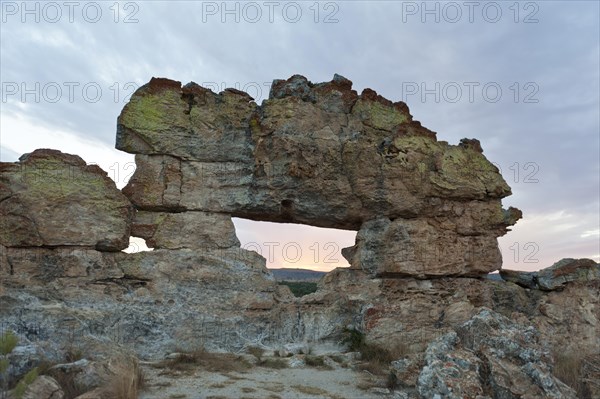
304, 355, 325, 367
341, 328, 409, 375
0, 331, 18, 355
105, 357, 145, 399
341, 328, 365, 352
13, 367, 38, 399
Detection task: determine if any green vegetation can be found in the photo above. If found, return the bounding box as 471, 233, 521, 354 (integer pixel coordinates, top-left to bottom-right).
1, 331, 39, 398
278, 281, 318, 297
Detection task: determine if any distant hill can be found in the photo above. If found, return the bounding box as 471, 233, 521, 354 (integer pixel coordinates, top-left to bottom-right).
269, 268, 327, 282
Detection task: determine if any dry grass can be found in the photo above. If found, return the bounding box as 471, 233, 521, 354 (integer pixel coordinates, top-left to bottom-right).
291, 384, 330, 396
304, 355, 333, 370
554, 352, 600, 399
44, 368, 87, 399
358, 341, 410, 375
105, 357, 145, 399
246, 346, 265, 361
357, 377, 380, 391
263, 383, 285, 393
154, 348, 251, 375
258, 358, 288, 369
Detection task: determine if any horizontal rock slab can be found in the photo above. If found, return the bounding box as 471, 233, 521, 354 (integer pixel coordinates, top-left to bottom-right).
131, 211, 240, 250
500, 258, 599, 290
0, 149, 133, 251
118, 75, 516, 232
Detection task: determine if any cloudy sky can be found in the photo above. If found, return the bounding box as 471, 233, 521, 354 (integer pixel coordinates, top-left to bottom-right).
1, 1, 598, 272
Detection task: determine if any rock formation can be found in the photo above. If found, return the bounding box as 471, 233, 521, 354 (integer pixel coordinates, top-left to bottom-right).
0, 74, 598, 398
117, 75, 521, 277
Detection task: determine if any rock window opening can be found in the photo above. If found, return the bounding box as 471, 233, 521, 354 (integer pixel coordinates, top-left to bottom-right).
232, 218, 356, 274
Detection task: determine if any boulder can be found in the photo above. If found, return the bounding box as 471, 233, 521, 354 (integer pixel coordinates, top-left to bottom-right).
118, 77, 514, 226
0, 149, 133, 251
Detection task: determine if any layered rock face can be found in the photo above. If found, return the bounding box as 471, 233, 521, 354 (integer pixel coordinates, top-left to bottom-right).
117, 75, 520, 277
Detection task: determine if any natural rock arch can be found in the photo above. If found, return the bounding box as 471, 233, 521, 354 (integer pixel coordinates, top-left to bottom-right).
117, 74, 521, 277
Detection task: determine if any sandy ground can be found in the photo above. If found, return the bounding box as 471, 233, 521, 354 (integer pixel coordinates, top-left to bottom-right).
139, 354, 402, 399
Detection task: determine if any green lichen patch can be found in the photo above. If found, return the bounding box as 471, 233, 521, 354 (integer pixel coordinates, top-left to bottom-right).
353, 99, 409, 131
120, 89, 189, 133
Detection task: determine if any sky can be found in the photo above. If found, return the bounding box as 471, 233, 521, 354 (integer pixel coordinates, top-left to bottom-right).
1, 1, 598, 272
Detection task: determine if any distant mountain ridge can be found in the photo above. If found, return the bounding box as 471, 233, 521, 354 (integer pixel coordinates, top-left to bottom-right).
269, 268, 327, 282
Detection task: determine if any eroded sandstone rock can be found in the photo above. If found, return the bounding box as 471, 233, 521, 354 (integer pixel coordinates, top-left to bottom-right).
0, 149, 133, 251
117, 74, 521, 276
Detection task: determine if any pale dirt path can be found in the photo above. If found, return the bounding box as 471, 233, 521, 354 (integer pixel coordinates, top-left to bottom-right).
139, 362, 399, 399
